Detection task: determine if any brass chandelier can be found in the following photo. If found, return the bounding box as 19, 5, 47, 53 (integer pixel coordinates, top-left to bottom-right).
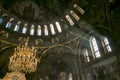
8, 38, 38, 73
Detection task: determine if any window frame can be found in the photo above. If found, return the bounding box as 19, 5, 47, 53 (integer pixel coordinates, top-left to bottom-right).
30, 25, 35, 35
83, 49, 90, 63
89, 36, 101, 59
101, 36, 112, 53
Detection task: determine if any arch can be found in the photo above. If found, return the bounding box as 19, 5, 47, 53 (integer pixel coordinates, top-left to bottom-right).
40, 45, 76, 58
92, 25, 112, 36
37, 45, 77, 80
0, 46, 14, 53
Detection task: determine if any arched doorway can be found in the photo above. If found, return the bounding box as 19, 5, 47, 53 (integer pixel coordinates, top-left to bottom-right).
36, 46, 77, 80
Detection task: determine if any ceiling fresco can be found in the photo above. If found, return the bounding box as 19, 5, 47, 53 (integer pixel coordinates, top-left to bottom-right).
0, 0, 120, 80
0, 0, 86, 47
0, 0, 119, 48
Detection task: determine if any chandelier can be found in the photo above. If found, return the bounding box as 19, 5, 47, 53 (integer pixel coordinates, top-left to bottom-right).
8, 38, 38, 73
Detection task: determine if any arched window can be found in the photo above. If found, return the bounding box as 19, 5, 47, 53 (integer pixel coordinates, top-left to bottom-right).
55, 22, 62, 33
83, 49, 90, 63
14, 21, 21, 31
44, 25, 49, 36
0, 14, 7, 25
101, 36, 112, 53
73, 4, 85, 15
22, 23, 27, 34
70, 10, 80, 21
50, 24, 56, 35
6, 18, 14, 28
90, 37, 101, 59
30, 25, 34, 35
66, 15, 74, 26
37, 25, 41, 36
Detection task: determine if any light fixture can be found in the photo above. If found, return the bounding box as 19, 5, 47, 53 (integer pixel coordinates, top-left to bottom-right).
8, 37, 38, 73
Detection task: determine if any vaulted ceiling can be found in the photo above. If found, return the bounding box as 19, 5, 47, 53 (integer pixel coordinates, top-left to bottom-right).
0, 0, 120, 79
0, 0, 119, 47
0, 0, 86, 47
